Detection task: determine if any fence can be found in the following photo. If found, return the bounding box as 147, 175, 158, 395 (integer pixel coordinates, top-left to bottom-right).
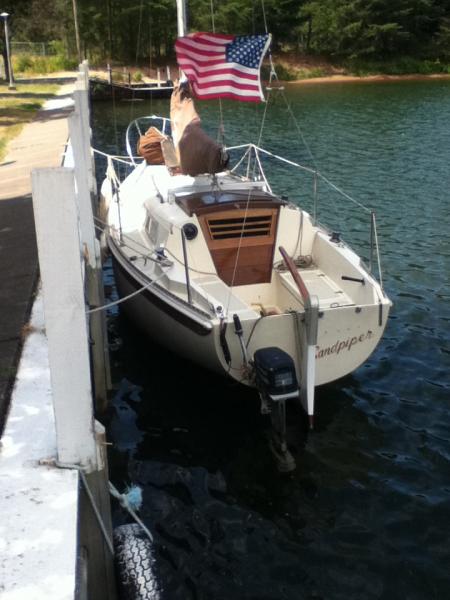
11, 41, 57, 56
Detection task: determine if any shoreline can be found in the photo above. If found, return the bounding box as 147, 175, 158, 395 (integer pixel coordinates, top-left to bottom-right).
9, 69, 450, 88
284, 72, 450, 85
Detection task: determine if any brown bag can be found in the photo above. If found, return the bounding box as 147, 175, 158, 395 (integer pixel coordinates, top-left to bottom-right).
137, 126, 166, 165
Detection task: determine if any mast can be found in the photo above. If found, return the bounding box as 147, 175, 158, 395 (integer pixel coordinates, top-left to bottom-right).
176, 0, 187, 37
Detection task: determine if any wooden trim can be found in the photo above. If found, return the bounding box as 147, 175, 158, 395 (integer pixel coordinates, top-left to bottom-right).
279, 246, 310, 305
198, 207, 280, 286
199, 208, 278, 250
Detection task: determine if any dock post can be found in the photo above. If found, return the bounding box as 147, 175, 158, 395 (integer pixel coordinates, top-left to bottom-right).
79, 58, 90, 91
32, 168, 97, 468
157, 67, 161, 87
166, 65, 171, 81
71, 67, 112, 410
31, 167, 116, 600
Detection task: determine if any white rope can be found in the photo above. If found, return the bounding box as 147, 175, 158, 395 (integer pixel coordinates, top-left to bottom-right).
105, 155, 121, 191
109, 482, 154, 543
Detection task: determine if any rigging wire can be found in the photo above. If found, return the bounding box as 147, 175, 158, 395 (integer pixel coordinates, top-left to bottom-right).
87, 269, 168, 314
209, 0, 225, 143
128, 0, 145, 125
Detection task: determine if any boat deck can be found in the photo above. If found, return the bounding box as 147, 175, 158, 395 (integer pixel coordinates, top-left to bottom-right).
279, 268, 354, 309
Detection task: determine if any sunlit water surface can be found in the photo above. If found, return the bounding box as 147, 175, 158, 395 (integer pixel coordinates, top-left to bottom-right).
93, 80, 450, 599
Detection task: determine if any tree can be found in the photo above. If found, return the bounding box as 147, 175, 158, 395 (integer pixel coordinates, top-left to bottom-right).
299, 0, 444, 60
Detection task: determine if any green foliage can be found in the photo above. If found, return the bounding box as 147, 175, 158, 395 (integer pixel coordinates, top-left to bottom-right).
271, 63, 298, 81
132, 71, 143, 82
346, 56, 450, 75
4, 0, 450, 70
433, 17, 450, 59
14, 55, 34, 73
298, 66, 328, 78
299, 0, 445, 60
12, 54, 78, 74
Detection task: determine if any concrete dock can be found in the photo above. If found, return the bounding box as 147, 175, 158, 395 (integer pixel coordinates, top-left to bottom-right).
0, 84, 74, 431
0, 74, 116, 599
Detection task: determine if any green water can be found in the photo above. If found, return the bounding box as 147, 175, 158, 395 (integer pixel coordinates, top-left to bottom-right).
93, 79, 450, 599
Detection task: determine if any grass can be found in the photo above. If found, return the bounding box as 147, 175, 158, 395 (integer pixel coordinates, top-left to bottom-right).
0, 82, 59, 161
12, 53, 78, 75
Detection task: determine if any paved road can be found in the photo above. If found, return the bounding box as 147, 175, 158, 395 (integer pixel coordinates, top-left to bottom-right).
0, 84, 74, 431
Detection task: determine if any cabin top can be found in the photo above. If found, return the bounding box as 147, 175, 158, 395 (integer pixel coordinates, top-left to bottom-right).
175, 190, 286, 217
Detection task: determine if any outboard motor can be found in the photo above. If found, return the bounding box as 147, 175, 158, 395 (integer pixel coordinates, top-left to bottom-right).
254, 347, 299, 402
254, 347, 299, 472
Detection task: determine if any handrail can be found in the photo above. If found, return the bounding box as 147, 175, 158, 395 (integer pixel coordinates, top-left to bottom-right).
227, 143, 383, 287
92, 148, 140, 166
278, 246, 310, 306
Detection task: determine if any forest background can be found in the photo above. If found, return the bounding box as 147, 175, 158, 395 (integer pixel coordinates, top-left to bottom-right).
2, 0, 450, 78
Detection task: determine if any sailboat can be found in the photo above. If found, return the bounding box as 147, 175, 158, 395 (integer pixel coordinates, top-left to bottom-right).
100, 0, 391, 470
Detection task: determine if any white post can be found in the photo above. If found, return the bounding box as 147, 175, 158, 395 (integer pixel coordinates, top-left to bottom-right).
80, 59, 90, 92
166, 65, 171, 81
1, 13, 15, 90
69, 107, 96, 266
76, 70, 97, 196
31, 168, 97, 470
157, 67, 161, 87
71, 77, 112, 409
176, 0, 187, 37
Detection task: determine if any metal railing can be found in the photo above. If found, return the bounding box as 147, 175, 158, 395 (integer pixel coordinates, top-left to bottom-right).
227, 143, 384, 289
93, 127, 385, 290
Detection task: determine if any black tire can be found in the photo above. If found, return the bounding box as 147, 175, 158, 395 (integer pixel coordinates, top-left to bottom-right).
114, 524, 162, 600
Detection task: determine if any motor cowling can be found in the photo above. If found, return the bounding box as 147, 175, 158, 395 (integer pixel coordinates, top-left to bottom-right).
254, 347, 299, 401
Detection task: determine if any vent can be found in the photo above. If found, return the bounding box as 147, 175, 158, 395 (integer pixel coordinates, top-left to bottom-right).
207, 215, 272, 240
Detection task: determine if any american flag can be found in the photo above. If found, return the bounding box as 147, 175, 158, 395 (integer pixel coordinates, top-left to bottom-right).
175, 32, 271, 102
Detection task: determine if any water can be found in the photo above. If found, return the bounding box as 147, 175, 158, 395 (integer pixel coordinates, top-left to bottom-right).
92, 80, 450, 599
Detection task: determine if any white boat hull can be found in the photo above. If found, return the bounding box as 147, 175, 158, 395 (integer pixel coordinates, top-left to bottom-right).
111, 237, 389, 389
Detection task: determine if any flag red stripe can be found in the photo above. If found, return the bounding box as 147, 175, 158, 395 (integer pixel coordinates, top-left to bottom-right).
175, 39, 225, 58
179, 60, 225, 72
192, 32, 234, 41
181, 64, 258, 82
192, 79, 259, 92
175, 36, 230, 51
179, 57, 258, 76
192, 89, 262, 102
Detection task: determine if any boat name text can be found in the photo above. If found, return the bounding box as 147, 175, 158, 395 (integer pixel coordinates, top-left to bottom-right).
316, 330, 373, 359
